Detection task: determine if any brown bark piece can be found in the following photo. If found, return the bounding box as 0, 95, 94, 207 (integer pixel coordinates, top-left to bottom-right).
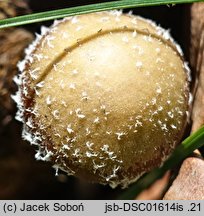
163, 157, 204, 200
190, 3, 204, 132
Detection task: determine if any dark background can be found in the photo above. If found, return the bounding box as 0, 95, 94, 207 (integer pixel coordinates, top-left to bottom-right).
0, 0, 191, 199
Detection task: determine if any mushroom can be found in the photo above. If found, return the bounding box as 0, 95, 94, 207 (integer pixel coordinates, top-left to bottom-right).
13, 11, 190, 188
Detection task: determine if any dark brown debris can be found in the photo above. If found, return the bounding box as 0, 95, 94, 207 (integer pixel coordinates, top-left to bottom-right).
0, 0, 31, 19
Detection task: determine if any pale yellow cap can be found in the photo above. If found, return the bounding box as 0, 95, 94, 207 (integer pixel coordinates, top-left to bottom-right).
15, 11, 189, 188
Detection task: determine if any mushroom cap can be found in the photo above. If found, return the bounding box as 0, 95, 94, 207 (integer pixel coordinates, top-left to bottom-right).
14, 11, 190, 188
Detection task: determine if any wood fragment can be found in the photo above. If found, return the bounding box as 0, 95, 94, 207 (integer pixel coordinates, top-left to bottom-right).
163, 156, 204, 200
